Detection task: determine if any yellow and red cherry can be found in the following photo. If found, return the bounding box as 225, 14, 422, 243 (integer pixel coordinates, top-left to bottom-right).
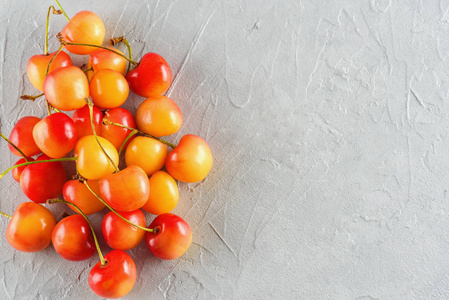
89, 47, 127, 77
74, 135, 119, 180
99, 165, 149, 212
142, 171, 179, 215
6, 202, 56, 252
145, 213, 192, 260
27, 50, 72, 92
12, 157, 34, 182
32, 112, 77, 158
136, 95, 183, 137
101, 209, 146, 250
52, 214, 95, 261
60, 11, 105, 55
125, 136, 167, 176
63, 179, 105, 215
72, 104, 103, 139
90, 70, 129, 109
8, 116, 42, 157
20, 154, 67, 203
101, 108, 136, 151
43, 65, 89, 111
126, 52, 172, 98
165, 134, 213, 183
88, 250, 136, 299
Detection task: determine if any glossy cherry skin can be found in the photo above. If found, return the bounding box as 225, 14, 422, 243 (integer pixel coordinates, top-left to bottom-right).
12, 157, 34, 182
126, 52, 172, 98
87, 47, 127, 81
20, 154, 67, 203
72, 104, 103, 139
101, 108, 137, 151
165, 134, 213, 183
6, 202, 56, 252
63, 179, 105, 215
142, 171, 179, 215
101, 209, 146, 250
43, 65, 89, 111
145, 213, 192, 260
27, 51, 72, 91
88, 250, 136, 299
136, 95, 183, 137
125, 136, 167, 176
8, 116, 42, 157
90, 70, 129, 109
99, 165, 149, 211
74, 135, 119, 180
32, 112, 77, 158
52, 214, 95, 261
61, 11, 105, 55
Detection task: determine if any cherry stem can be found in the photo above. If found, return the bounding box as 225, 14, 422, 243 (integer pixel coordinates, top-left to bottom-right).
45, 6, 62, 55
0, 157, 77, 180
0, 132, 29, 162
111, 36, 133, 73
0, 211, 12, 219
118, 129, 137, 157
43, 44, 64, 115
47, 198, 105, 265
84, 181, 154, 233
54, 0, 70, 22
86, 100, 120, 173
106, 121, 176, 149
20, 92, 45, 101
83, 67, 93, 73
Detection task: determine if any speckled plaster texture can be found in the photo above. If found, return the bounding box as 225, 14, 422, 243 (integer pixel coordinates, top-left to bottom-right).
0, 0, 448, 299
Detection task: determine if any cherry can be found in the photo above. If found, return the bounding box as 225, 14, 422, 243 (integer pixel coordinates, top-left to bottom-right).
126, 52, 172, 98
63, 179, 105, 215
27, 51, 72, 92
12, 157, 34, 182
20, 154, 67, 203
136, 95, 183, 137
142, 171, 179, 215
101, 108, 137, 151
125, 136, 167, 176
88, 250, 136, 298
43, 65, 89, 111
99, 165, 149, 212
72, 104, 103, 139
165, 134, 213, 183
101, 209, 146, 250
87, 47, 127, 79
90, 69, 129, 109
32, 112, 77, 158
60, 11, 105, 55
8, 116, 42, 157
145, 213, 192, 260
52, 214, 95, 261
6, 202, 56, 252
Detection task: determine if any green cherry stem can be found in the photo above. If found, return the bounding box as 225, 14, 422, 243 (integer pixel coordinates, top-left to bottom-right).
20, 92, 45, 101
54, 0, 70, 22
0, 211, 12, 219
111, 36, 133, 74
0, 132, 29, 162
45, 6, 63, 55
47, 198, 105, 265
118, 129, 137, 157
0, 157, 77, 180
86, 99, 120, 173
45, 44, 64, 76
84, 181, 154, 233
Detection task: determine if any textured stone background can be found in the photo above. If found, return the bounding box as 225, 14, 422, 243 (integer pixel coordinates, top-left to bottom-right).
1, 0, 449, 299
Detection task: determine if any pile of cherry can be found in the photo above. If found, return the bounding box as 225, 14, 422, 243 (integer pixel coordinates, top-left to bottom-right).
0, 2, 213, 299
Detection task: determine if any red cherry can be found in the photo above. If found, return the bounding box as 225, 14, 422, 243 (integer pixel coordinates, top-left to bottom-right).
32, 112, 78, 158
8, 116, 42, 157
101, 108, 137, 150
88, 250, 136, 298
20, 154, 67, 203
12, 157, 34, 182
62, 179, 105, 215
52, 214, 95, 261
101, 209, 146, 250
72, 104, 103, 139
126, 52, 172, 98
145, 213, 192, 260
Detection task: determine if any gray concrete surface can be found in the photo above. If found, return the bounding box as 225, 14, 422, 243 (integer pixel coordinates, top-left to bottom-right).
1, 0, 449, 299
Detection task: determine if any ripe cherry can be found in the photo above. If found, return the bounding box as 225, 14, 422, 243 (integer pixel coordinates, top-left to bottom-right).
87, 47, 127, 80
126, 52, 172, 98
145, 213, 192, 260
32, 112, 77, 158
72, 104, 103, 139
52, 214, 95, 261
60, 11, 105, 55
8, 116, 42, 157
90, 70, 129, 109
101, 209, 146, 250
6, 202, 56, 252
88, 250, 136, 299
101, 108, 137, 151
63, 179, 105, 215
142, 171, 179, 215
136, 95, 183, 137
12, 157, 34, 182
165, 134, 213, 183
125, 136, 167, 176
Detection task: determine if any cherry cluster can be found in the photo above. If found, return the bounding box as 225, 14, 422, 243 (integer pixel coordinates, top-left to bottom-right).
1, 2, 213, 298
